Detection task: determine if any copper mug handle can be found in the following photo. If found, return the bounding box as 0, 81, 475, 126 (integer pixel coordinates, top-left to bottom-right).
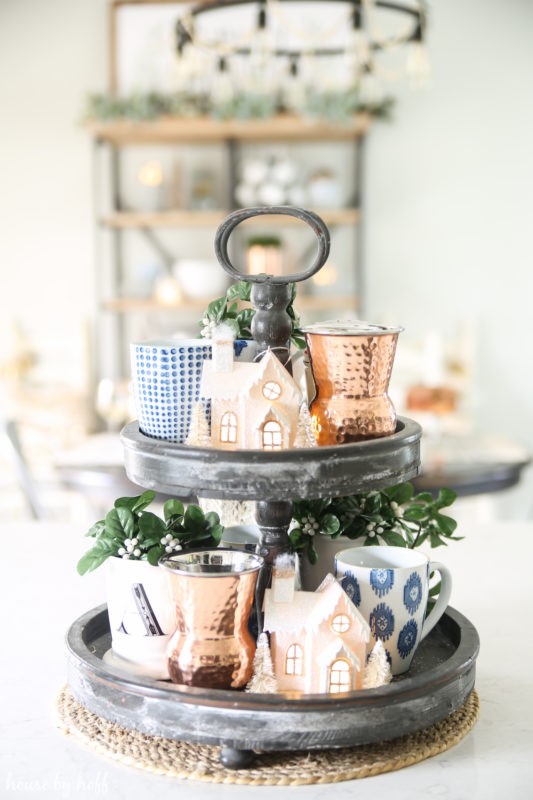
214, 205, 331, 285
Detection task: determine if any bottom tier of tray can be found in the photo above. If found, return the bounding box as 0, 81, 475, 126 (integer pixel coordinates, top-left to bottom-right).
66, 605, 479, 767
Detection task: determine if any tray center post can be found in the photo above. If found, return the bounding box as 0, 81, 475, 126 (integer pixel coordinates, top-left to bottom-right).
255, 499, 293, 627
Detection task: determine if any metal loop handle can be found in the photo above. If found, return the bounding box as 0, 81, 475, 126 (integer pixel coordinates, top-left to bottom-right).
214, 206, 331, 285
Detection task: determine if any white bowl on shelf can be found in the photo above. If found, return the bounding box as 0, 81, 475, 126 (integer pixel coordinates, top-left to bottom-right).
173, 259, 228, 299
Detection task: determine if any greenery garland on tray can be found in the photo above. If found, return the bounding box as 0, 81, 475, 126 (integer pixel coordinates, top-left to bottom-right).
82, 89, 394, 125
290, 483, 461, 565
77, 492, 223, 575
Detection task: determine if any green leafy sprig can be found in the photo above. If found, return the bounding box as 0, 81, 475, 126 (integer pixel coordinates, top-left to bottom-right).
76, 492, 223, 575
199, 280, 306, 349
290, 483, 461, 565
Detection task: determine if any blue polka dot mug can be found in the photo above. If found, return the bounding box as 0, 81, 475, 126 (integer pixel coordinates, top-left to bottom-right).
334, 545, 452, 675
130, 339, 257, 444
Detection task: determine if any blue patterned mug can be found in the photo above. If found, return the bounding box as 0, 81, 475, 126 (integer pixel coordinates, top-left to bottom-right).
334, 546, 452, 675
130, 338, 256, 444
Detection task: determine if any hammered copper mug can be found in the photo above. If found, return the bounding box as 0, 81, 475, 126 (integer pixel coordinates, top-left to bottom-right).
160, 550, 263, 689
302, 320, 403, 446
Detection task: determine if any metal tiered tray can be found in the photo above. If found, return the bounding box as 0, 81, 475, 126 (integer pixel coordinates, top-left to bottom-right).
121, 416, 422, 500
66, 209, 479, 769
66, 605, 479, 766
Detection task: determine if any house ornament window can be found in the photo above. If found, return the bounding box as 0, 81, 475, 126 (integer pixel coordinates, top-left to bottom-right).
330, 614, 351, 634
262, 420, 283, 450
329, 658, 351, 693
220, 411, 238, 443
285, 643, 304, 676
262, 380, 282, 401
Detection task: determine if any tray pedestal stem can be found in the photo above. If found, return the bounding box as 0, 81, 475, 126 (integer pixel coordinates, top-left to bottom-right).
255, 500, 293, 629
251, 282, 293, 373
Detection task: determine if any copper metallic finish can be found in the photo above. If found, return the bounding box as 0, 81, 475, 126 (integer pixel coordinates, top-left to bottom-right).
162, 552, 262, 689
305, 331, 400, 445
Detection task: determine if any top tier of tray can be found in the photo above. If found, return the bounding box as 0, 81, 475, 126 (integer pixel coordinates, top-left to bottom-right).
121, 416, 422, 500
122, 206, 422, 500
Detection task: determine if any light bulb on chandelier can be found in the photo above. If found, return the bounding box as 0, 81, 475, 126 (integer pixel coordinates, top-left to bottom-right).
174, 0, 430, 103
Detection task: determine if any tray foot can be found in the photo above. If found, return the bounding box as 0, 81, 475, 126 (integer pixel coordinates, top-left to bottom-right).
219, 747, 255, 769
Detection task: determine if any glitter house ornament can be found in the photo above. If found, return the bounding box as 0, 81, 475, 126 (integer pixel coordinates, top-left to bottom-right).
263, 559, 370, 694
200, 336, 304, 451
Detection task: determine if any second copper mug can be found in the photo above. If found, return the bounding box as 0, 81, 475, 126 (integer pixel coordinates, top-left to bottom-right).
160, 549, 263, 689
302, 320, 403, 446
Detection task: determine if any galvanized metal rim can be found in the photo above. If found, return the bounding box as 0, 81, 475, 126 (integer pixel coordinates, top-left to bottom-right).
120, 416, 422, 463
66, 605, 479, 711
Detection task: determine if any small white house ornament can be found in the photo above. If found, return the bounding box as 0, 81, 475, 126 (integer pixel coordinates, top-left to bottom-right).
200, 336, 305, 451
263, 560, 371, 694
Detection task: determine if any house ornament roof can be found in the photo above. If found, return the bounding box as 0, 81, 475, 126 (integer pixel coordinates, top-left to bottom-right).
307, 578, 370, 641
315, 637, 362, 669
200, 349, 301, 402
256, 403, 292, 431
264, 574, 370, 640
263, 589, 318, 634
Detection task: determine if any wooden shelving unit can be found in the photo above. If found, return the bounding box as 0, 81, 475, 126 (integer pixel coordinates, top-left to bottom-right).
101, 208, 361, 229
89, 112, 368, 378
88, 113, 371, 145
102, 294, 359, 314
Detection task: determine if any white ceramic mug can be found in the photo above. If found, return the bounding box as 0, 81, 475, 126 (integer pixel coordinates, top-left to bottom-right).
334, 546, 452, 675
130, 338, 257, 443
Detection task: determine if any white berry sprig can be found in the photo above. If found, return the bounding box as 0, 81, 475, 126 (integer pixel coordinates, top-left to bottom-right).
77, 492, 224, 575
289, 483, 460, 566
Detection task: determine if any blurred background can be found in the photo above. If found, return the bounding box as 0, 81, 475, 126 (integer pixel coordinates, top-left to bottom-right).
1, 0, 531, 526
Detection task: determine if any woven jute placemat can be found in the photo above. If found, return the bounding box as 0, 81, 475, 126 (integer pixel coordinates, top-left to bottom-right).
56, 686, 479, 786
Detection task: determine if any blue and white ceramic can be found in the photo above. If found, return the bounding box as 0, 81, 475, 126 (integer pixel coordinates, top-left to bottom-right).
130, 338, 256, 444
220, 525, 260, 553
334, 545, 452, 675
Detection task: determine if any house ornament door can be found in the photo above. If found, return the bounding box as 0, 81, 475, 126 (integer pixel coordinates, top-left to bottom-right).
329, 658, 352, 693
262, 420, 283, 450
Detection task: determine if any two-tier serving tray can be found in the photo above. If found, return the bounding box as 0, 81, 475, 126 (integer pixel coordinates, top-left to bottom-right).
66, 207, 479, 769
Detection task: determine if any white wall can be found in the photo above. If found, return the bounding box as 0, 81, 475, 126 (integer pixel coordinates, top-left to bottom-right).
364, 0, 533, 514
1, 0, 532, 513
365, 0, 533, 447
0, 0, 108, 390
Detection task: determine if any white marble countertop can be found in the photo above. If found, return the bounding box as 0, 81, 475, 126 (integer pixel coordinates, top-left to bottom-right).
1, 520, 531, 799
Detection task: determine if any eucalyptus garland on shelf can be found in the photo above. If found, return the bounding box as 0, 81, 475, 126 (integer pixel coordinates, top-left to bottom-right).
83, 91, 211, 122
199, 280, 306, 349
290, 483, 461, 565
82, 89, 393, 125
303, 89, 394, 125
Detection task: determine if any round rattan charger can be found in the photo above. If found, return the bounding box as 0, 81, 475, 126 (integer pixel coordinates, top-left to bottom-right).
56, 686, 479, 786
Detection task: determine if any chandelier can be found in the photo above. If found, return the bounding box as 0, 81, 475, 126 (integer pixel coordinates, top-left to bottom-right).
174, 0, 430, 112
